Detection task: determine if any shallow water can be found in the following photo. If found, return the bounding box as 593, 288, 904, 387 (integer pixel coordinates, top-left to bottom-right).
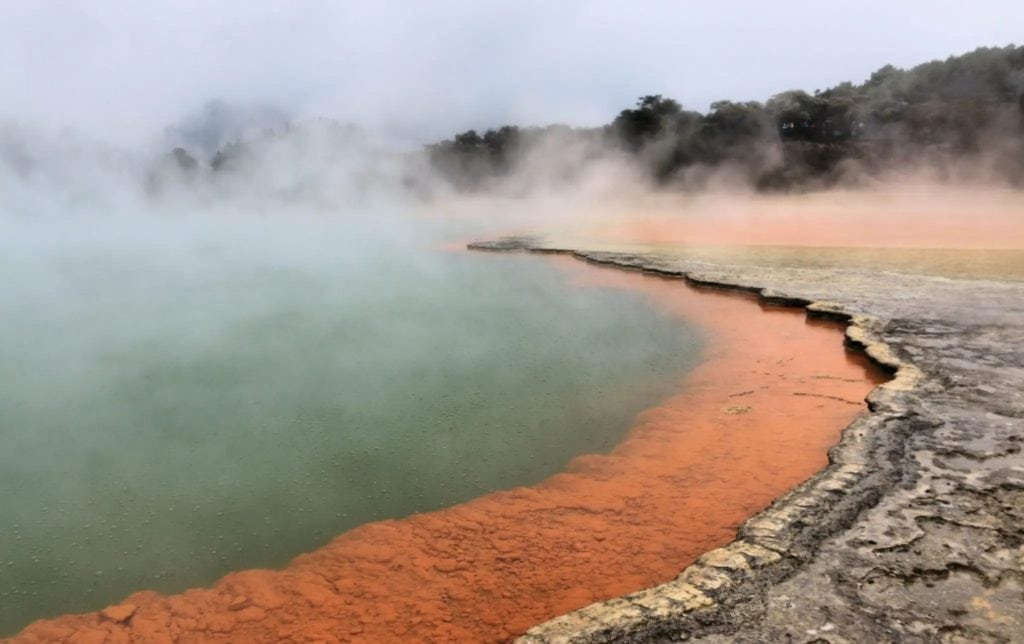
0, 217, 704, 635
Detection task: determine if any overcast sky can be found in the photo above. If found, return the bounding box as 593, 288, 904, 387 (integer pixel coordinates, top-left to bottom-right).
2, 1, 1020, 145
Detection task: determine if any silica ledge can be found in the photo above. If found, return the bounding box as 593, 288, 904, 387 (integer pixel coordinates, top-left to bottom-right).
469, 237, 1024, 643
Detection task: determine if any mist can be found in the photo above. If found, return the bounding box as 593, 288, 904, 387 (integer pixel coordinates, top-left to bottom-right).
3, 1, 1024, 638
2, 1, 1021, 144
1, 109, 724, 632
3, 1, 1023, 238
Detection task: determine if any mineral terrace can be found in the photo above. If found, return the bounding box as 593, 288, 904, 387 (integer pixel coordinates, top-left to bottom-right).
470, 238, 1024, 644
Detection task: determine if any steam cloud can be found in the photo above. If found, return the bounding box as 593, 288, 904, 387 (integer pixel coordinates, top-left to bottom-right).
1, 4, 1023, 637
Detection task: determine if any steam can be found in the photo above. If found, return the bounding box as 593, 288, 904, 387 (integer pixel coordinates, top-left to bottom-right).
0, 97, 716, 636
2, 6, 1023, 636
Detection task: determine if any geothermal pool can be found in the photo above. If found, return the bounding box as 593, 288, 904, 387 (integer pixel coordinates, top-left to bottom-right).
0, 219, 705, 635
4, 217, 887, 643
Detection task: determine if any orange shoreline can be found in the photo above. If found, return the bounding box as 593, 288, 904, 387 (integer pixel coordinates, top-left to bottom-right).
10, 254, 886, 644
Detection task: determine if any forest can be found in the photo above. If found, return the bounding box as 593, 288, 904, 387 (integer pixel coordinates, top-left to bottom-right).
425, 45, 1024, 190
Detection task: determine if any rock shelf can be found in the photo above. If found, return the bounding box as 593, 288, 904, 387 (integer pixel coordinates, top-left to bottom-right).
467, 239, 1023, 643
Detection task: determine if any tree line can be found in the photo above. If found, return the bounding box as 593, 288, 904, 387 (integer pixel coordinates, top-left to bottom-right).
426, 45, 1024, 190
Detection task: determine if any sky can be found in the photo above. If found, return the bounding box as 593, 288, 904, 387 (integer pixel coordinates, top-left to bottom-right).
1, 1, 1021, 146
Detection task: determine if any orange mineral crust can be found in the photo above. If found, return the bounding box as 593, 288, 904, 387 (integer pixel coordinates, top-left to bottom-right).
11, 255, 886, 644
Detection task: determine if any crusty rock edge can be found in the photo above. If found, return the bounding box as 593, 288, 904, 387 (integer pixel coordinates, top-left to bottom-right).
468, 238, 926, 643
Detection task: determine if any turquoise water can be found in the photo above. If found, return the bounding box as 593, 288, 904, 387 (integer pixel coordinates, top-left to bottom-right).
0, 216, 704, 634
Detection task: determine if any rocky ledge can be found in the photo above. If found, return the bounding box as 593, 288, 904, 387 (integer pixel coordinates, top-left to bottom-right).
469, 239, 1024, 644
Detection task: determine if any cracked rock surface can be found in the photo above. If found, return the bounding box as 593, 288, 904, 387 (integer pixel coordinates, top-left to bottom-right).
469, 240, 1024, 644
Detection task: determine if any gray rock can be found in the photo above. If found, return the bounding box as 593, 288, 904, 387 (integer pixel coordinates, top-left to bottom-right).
472, 238, 1024, 644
